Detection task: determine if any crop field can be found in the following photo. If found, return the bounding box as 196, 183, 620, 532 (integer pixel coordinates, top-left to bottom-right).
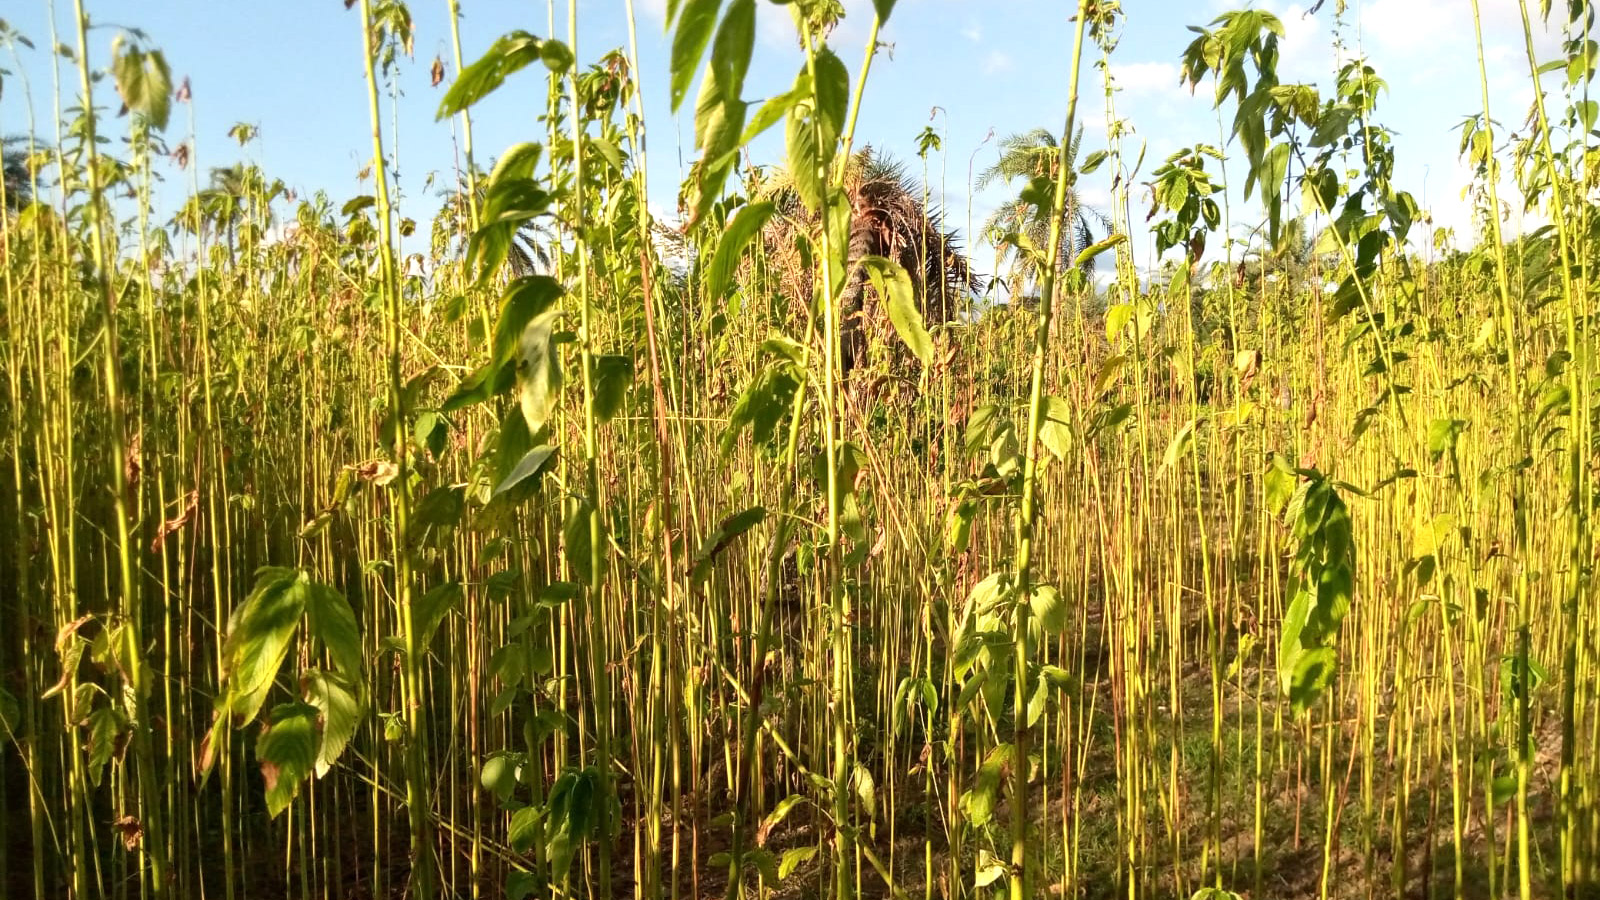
0, 0, 1597, 898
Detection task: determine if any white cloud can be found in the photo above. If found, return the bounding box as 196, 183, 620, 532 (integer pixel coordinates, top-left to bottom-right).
1362, 0, 1562, 58
983, 50, 1015, 75
1107, 61, 1179, 95
637, 0, 666, 23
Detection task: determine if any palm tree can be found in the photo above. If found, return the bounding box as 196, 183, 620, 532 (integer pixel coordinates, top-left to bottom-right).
977, 126, 1110, 300
755, 146, 982, 374
3, 137, 33, 213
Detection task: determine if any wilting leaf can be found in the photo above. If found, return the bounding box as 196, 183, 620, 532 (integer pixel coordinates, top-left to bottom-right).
151, 489, 198, 553
720, 363, 801, 456
255, 702, 319, 818
974, 849, 1007, 888
758, 794, 806, 845
112, 815, 143, 851
0, 686, 19, 740
691, 507, 767, 588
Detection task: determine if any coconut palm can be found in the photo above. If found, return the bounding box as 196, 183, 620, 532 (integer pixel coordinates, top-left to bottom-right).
755, 146, 981, 374
977, 125, 1111, 300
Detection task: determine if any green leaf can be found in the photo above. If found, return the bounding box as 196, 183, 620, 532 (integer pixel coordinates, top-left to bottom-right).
761, 793, 807, 836
0, 686, 19, 741
778, 846, 816, 879
304, 582, 361, 677
741, 81, 807, 145
1427, 417, 1466, 461
85, 705, 126, 787
692, 507, 767, 588
1028, 584, 1067, 634
516, 307, 565, 433
945, 496, 977, 556
1073, 233, 1127, 270
506, 870, 537, 900
812, 47, 850, 145
111, 39, 172, 131
256, 702, 319, 818
493, 446, 559, 500
959, 743, 1012, 827
1159, 417, 1199, 474
1040, 396, 1073, 462
413, 485, 466, 535
861, 256, 932, 364
303, 669, 362, 777
785, 99, 824, 212
720, 364, 800, 456
539, 39, 574, 72
544, 767, 602, 881
744, 848, 780, 884
670, 0, 721, 111
438, 31, 545, 118
593, 355, 634, 423
488, 142, 545, 186
442, 361, 515, 412
223, 568, 310, 724
870, 0, 898, 23
494, 276, 564, 367
509, 805, 542, 853
481, 752, 520, 804
414, 581, 464, 648
851, 764, 877, 821
709, 0, 755, 104
706, 201, 776, 301
563, 501, 608, 587
341, 195, 376, 216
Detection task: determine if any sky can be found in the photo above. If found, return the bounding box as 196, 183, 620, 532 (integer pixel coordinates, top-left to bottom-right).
0, 0, 1571, 279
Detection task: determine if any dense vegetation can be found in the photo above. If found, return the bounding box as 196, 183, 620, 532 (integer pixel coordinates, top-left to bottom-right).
1, 1, 1597, 898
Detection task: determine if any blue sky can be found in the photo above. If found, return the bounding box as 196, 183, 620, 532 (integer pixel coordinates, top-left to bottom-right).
0, 0, 1568, 276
